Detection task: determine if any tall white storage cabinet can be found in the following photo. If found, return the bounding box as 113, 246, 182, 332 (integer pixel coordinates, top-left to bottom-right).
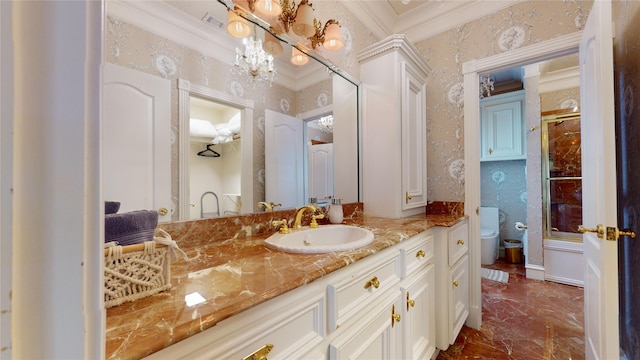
358, 35, 431, 218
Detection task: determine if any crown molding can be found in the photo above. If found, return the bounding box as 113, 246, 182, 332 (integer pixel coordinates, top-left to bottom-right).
539, 66, 580, 93
341, 0, 522, 44
357, 34, 431, 77
400, 0, 522, 43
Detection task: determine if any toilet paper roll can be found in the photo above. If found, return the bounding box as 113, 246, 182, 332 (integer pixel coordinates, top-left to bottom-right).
515, 222, 527, 230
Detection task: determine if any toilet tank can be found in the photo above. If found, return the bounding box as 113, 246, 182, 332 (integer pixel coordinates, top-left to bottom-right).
480, 207, 499, 234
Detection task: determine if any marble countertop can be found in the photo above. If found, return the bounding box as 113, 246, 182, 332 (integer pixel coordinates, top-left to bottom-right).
105, 213, 466, 360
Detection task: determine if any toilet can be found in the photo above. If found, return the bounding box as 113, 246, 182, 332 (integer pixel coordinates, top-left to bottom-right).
480, 207, 499, 265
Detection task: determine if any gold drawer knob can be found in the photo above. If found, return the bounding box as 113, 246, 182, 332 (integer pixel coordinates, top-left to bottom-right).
158, 207, 169, 216
416, 250, 425, 258
453, 280, 459, 287
364, 276, 380, 290
457, 239, 465, 245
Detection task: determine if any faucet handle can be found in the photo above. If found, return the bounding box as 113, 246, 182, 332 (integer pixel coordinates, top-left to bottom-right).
310, 214, 325, 228
272, 219, 290, 234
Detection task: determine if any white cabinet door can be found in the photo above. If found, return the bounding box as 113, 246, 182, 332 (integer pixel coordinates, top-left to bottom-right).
329, 293, 403, 360
449, 254, 470, 345
401, 62, 427, 210
402, 264, 436, 360
480, 90, 525, 161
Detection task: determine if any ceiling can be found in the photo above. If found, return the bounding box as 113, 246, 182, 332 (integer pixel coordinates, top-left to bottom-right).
159, 0, 578, 87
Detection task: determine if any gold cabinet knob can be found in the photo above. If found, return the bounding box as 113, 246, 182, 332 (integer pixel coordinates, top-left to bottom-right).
391, 304, 401, 328
158, 207, 169, 216
364, 276, 380, 290
453, 281, 459, 287
457, 239, 465, 245
406, 292, 415, 311
416, 250, 425, 258
405, 192, 412, 204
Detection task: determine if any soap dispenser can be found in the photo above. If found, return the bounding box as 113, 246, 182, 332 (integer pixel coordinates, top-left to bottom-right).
328, 198, 343, 224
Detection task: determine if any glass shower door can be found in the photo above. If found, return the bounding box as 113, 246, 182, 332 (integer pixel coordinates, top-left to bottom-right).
541, 109, 583, 241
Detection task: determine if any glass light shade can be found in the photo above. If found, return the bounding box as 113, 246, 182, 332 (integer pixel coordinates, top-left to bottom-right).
255, 0, 282, 16
263, 32, 283, 56
290, 47, 309, 66
227, 10, 251, 38
322, 22, 343, 51
292, 3, 315, 37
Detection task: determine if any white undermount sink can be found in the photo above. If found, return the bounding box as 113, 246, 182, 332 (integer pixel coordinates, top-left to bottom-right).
264, 225, 374, 254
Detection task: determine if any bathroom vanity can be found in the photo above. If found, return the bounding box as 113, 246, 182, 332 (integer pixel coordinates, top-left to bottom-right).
105, 213, 468, 360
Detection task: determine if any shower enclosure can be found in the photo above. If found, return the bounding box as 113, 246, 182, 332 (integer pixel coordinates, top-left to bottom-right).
541, 109, 583, 241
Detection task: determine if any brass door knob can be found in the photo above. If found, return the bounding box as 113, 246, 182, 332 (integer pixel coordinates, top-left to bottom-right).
457, 239, 465, 245
578, 224, 605, 239
158, 207, 169, 216
453, 281, 459, 287
405, 192, 412, 204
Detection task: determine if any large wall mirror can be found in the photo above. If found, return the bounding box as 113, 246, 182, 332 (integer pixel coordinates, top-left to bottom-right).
106, 0, 359, 221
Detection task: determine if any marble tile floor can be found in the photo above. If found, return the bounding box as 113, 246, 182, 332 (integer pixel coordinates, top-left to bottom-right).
437, 259, 585, 360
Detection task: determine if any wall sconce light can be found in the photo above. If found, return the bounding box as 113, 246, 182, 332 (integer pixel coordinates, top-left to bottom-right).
251, 0, 283, 17
228, 0, 343, 53
263, 31, 284, 56
227, 8, 252, 38
291, 46, 309, 66
309, 19, 343, 51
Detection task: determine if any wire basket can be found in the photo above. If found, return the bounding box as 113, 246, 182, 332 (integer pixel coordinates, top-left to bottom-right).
104, 240, 171, 308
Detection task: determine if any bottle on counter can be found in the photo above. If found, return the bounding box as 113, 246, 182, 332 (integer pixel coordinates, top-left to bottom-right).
328, 198, 343, 224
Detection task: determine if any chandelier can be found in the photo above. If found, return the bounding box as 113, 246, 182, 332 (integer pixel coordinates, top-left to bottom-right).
318, 115, 333, 133
232, 30, 276, 87
479, 74, 495, 99
224, 0, 343, 66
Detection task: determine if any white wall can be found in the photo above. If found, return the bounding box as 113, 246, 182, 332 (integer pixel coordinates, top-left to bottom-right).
8, 1, 103, 358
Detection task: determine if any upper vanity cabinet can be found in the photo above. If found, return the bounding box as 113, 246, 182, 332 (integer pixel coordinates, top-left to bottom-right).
358, 35, 431, 218
480, 90, 526, 161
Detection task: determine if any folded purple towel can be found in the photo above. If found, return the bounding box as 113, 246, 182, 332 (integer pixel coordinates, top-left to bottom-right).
105, 210, 158, 246
105, 201, 121, 215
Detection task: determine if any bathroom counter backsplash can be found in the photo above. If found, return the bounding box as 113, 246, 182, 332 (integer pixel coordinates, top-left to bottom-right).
105, 205, 466, 360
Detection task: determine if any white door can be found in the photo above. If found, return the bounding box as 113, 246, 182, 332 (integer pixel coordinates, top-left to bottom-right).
103, 64, 172, 221
579, 1, 619, 358
308, 143, 334, 203
265, 109, 304, 209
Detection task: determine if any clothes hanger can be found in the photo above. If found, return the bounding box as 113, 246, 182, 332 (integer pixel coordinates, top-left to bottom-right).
197, 144, 220, 158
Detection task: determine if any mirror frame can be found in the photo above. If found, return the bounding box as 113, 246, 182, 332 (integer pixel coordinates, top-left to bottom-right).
178, 78, 255, 220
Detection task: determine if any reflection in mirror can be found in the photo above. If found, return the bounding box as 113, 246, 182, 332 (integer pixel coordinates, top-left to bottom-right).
106, 0, 358, 221
189, 97, 242, 219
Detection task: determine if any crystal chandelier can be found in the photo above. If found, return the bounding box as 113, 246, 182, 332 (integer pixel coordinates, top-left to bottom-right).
318, 115, 333, 133
479, 74, 495, 99
233, 32, 276, 87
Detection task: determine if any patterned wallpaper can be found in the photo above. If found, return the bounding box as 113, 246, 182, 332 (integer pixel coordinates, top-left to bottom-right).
105, 0, 374, 219
540, 87, 580, 112
414, 0, 592, 202
481, 160, 527, 245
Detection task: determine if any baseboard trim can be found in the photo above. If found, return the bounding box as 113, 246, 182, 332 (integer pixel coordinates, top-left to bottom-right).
525, 264, 545, 280
544, 274, 584, 287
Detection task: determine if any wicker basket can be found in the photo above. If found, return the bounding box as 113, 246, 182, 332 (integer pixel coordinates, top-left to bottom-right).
104, 241, 171, 308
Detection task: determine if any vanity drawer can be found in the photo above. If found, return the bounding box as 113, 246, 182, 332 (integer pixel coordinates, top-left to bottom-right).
327, 251, 402, 331
448, 222, 469, 266
401, 232, 434, 278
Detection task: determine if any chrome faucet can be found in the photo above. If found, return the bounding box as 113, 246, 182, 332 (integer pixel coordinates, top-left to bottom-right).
294, 205, 317, 229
